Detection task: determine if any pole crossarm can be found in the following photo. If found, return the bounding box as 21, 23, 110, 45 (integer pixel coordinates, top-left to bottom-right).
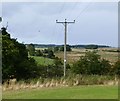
56, 19, 75, 77
56, 19, 75, 24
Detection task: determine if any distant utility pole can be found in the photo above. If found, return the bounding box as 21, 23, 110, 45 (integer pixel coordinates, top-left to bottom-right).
56, 19, 75, 77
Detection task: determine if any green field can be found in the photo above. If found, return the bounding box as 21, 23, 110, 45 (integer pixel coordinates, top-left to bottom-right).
3, 85, 118, 99
31, 56, 54, 66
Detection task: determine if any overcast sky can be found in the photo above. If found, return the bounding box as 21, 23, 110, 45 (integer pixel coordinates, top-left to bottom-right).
1, 2, 118, 47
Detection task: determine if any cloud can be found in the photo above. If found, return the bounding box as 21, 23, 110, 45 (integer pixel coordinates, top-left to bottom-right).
2, 0, 119, 2
2, 2, 118, 47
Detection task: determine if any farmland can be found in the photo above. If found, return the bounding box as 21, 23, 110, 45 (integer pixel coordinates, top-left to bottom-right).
57, 48, 118, 64
35, 47, 118, 65
3, 85, 118, 99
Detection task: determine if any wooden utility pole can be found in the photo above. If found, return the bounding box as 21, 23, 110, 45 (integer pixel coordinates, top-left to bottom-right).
56, 19, 75, 77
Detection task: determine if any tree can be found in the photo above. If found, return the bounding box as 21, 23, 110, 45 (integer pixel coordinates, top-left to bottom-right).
53, 46, 59, 52
72, 51, 111, 75
100, 59, 111, 75
42, 48, 55, 59
47, 58, 63, 77
43, 49, 48, 54
59, 45, 72, 51
112, 60, 120, 75
47, 50, 55, 59
27, 44, 35, 56
59, 46, 64, 51
66, 45, 72, 51
35, 50, 43, 56
2, 27, 38, 82
85, 45, 98, 49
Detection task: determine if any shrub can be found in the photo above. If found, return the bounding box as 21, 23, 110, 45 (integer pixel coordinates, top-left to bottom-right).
112, 60, 120, 75
71, 51, 111, 75
35, 50, 43, 56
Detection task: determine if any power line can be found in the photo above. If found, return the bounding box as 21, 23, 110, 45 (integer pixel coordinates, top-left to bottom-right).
75, 1, 93, 21
56, 19, 75, 77
65, 1, 80, 19
51, 2, 67, 43
58, 2, 66, 15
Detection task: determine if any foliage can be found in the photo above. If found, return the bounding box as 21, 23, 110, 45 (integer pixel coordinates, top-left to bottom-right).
85, 44, 98, 49
112, 59, 120, 75
35, 50, 43, 56
72, 51, 111, 75
53, 46, 59, 52
42, 48, 55, 59
2, 27, 38, 82
102, 49, 120, 53
47, 50, 55, 59
59, 46, 64, 51
26, 43, 35, 56
37, 58, 63, 78
59, 45, 72, 51
42, 49, 49, 54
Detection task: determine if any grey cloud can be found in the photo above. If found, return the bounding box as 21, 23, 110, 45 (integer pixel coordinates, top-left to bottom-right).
1, 2, 118, 47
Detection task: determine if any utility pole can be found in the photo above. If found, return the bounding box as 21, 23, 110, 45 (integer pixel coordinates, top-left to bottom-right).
56, 19, 75, 77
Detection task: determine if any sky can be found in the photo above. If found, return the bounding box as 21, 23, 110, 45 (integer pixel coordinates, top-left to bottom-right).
1, 2, 118, 47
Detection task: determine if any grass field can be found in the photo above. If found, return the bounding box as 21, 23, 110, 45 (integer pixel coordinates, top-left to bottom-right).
3, 85, 118, 99
31, 56, 54, 66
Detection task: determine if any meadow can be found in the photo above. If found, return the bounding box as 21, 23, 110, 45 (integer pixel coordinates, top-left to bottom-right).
3, 85, 118, 99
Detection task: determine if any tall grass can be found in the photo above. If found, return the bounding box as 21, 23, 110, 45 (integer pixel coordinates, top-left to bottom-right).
2, 75, 118, 91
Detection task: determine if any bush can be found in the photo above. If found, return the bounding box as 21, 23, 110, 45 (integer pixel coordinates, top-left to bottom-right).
112, 60, 120, 75
53, 46, 59, 52
35, 50, 43, 56
47, 50, 55, 59
71, 51, 111, 75
36, 58, 63, 78
47, 58, 63, 77
42, 49, 55, 59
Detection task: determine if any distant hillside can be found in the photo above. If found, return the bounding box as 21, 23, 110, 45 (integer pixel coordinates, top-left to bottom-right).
25, 44, 110, 48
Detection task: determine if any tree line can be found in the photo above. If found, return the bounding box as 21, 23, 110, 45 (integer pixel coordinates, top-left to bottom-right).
26, 44, 110, 49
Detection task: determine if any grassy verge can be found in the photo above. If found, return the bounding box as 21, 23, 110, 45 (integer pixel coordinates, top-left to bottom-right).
3, 85, 118, 99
